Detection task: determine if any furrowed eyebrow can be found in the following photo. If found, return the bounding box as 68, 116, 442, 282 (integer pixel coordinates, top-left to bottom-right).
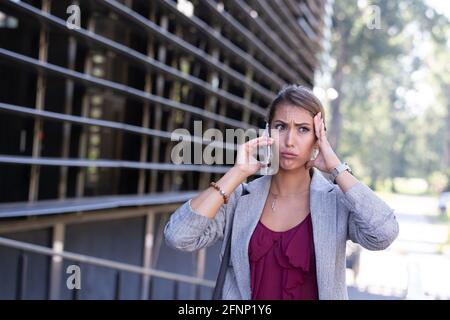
273, 120, 311, 126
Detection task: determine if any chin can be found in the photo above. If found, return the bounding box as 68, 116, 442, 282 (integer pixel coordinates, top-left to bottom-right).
279, 159, 306, 171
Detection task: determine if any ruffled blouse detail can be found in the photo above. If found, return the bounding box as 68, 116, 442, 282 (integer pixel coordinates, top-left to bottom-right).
248, 213, 318, 300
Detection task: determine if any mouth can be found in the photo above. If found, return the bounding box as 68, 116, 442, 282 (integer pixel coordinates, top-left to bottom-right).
280, 151, 298, 159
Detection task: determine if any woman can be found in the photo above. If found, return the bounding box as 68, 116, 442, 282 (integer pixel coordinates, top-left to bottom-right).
164, 84, 399, 300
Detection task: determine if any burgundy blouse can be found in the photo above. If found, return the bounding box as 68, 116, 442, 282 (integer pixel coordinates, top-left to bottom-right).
248, 213, 319, 300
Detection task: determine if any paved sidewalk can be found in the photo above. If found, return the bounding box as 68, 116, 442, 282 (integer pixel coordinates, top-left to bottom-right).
348, 193, 450, 300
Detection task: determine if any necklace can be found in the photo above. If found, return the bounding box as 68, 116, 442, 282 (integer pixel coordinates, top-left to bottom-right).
269, 190, 308, 212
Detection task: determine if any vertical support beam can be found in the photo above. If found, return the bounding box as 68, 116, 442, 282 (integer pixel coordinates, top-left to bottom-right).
49, 222, 65, 300
29, 0, 51, 201
218, 56, 231, 183
242, 48, 255, 125
59, 1, 79, 198
241, 4, 257, 125
149, 13, 169, 193
76, 18, 95, 198
138, 5, 156, 195
150, 212, 167, 281
75, 95, 90, 198
114, 271, 122, 300
218, 57, 230, 128
110, 0, 133, 195
163, 22, 183, 191
183, 40, 207, 190
16, 251, 28, 300
141, 211, 155, 300
195, 248, 206, 299
199, 23, 222, 190
238, 43, 256, 177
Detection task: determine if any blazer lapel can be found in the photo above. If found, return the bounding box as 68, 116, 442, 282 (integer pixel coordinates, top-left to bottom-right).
309, 169, 337, 299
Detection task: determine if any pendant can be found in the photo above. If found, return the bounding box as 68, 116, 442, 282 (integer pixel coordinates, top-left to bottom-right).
271, 195, 277, 211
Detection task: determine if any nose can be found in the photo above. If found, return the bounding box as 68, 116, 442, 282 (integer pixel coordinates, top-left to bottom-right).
285, 127, 295, 148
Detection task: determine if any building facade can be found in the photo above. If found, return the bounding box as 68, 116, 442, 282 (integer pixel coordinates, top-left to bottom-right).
0, 0, 327, 299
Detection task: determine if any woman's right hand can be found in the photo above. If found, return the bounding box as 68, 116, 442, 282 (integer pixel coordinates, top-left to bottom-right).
233, 135, 274, 178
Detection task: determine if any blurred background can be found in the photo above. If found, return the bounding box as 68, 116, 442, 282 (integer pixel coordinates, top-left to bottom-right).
317, 0, 450, 300
0, 0, 449, 300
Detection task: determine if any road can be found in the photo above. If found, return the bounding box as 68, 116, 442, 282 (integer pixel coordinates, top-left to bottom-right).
347, 193, 450, 300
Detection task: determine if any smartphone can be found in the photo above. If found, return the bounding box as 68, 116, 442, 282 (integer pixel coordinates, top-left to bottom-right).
258, 122, 278, 175
262, 122, 271, 167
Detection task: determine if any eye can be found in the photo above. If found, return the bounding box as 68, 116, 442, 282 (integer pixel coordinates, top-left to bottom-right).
274, 123, 285, 130
299, 127, 310, 133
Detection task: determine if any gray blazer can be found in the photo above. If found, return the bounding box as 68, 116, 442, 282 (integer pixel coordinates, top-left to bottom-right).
164, 168, 399, 300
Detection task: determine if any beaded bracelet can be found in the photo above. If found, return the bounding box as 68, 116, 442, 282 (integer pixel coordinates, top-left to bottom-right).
210, 182, 229, 204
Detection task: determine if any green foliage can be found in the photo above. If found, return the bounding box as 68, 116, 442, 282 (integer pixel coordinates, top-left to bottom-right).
329, 0, 450, 193
428, 171, 449, 194
392, 177, 429, 195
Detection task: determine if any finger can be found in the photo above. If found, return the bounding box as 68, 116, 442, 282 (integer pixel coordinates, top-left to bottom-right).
320, 119, 326, 141
319, 113, 327, 134
315, 114, 321, 139
315, 116, 320, 139
247, 136, 274, 149
244, 138, 260, 152
318, 121, 323, 142
319, 114, 326, 138
251, 140, 274, 154
245, 138, 273, 155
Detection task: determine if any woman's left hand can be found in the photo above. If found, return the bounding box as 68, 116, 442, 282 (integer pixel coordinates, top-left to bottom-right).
306, 112, 342, 173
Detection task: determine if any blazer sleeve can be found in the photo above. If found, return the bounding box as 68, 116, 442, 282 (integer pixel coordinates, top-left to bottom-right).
164, 184, 242, 252
338, 182, 399, 250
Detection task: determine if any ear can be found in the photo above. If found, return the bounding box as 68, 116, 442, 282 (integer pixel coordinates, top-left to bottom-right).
311, 142, 319, 160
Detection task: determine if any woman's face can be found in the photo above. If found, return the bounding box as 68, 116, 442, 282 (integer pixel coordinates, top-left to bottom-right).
270, 104, 317, 171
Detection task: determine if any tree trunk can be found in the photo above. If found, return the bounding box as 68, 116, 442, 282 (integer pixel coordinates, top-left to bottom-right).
329, 21, 350, 151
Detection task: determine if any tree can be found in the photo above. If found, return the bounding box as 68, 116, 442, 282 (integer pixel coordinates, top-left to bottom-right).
328, 0, 450, 189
